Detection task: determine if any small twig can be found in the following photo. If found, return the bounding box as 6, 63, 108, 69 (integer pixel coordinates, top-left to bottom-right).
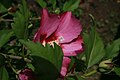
8, 62, 18, 74
29, 17, 41, 20
0, 19, 14, 22
0, 53, 32, 63
0, 17, 41, 22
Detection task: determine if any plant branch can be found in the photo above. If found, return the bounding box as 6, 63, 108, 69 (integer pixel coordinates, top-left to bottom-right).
0, 53, 31, 63
8, 62, 18, 74
0, 17, 41, 22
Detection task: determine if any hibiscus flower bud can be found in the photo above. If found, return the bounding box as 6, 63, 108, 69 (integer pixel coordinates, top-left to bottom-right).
98, 59, 114, 73
18, 68, 36, 80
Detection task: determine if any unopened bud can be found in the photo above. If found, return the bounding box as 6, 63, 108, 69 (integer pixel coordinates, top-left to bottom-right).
98, 59, 114, 73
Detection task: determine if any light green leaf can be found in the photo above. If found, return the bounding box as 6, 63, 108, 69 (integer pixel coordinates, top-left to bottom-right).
0, 30, 13, 47
11, 0, 30, 39
35, 0, 47, 8
20, 40, 63, 80
63, 0, 80, 11
105, 38, 120, 59
83, 27, 105, 69
0, 67, 9, 80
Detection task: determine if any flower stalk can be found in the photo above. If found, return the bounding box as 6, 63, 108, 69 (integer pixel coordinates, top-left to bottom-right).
82, 70, 97, 78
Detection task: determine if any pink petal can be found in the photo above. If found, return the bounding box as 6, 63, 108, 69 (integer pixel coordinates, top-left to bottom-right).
60, 57, 71, 77
61, 36, 83, 56
33, 30, 41, 42
33, 8, 60, 43
55, 12, 82, 43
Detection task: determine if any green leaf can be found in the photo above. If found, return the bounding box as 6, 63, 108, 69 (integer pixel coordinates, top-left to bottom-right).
0, 30, 13, 47
0, 67, 9, 80
0, 3, 7, 13
35, 0, 47, 8
68, 57, 75, 72
66, 76, 76, 80
11, 0, 30, 39
105, 38, 120, 59
63, 0, 80, 11
75, 59, 86, 72
0, 54, 5, 67
114, 67, 120, 76
76, 75, 86, 80
65, 75, 85, 80
49, 0, 56, 9
27, 63, 35, 71
0, 0, 12, 13
83, 27, 105, 69
0, 0, 12, 8
20, 40, 63, 80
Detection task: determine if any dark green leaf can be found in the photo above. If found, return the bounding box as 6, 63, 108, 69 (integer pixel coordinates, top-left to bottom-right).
0, 0, 12, 13
66, 76, 76, 80
35, 0, 47, 8
0, 54, 5, 67
49, 0, 56, 9
20, 40, 63, 80
0, 3, 7, 13
83, 27, 105, 69
0, 67, 9, 80
114, 67, 120, 76
0, 30, 13, 47
105, 38, 120, 59
76, 75, 86, 80
11, 0, 30, 39
63, 0, 80, 11
0, 0, 12, 8
68, 57, 75, 72
65, 75, 85, 80
75, 59, 86, 72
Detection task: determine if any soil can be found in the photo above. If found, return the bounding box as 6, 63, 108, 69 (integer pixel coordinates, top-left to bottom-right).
80, 0, 120, 44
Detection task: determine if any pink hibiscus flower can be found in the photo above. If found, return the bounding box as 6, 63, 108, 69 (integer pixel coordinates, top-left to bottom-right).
33, 8, 83, 77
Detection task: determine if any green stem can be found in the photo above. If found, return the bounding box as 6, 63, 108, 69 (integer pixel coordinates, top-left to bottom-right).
89, 14, 96, 27
82, 70, 97, 78
0, 13, 8, 18
22, 45, 25, 57
8, 62, 18, 74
